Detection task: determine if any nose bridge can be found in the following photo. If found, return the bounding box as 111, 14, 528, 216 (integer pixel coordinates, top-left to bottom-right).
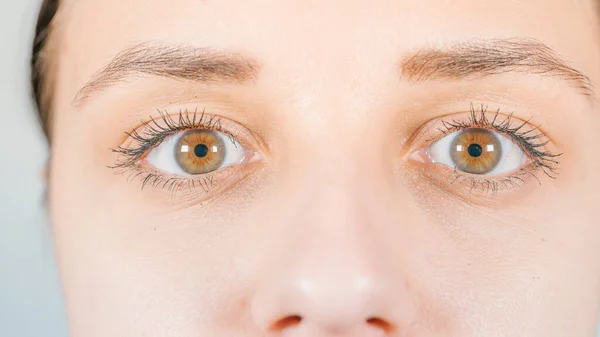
272, 131, 391, 268
279, 117, 388, 203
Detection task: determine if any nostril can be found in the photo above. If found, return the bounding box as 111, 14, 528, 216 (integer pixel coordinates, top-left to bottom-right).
366, 317, 395, 333
271, 315, 302, 332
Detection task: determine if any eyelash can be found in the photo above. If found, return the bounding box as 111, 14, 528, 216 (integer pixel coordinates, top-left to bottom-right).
110, 108, 240, 193
111, 104, 560, 196
427, 103, 561, 194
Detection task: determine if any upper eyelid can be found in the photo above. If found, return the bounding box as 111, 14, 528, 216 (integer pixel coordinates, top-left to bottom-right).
112, 111, 240, 168
110, 108, 269, 170
134, 109, 241, 145
401, 105, 552, 158
425, 107, 543, 143
115, 104, 552, 159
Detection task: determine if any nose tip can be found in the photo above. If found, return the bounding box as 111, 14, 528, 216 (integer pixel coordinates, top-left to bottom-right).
251, 275, 402, 336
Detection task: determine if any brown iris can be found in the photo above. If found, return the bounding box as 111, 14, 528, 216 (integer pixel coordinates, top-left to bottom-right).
450, 129, 502, 174
175, 130, 226, 174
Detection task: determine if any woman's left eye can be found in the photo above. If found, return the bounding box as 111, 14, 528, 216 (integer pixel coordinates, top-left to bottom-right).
145, 129, 251, 175
427, 128, 528, 175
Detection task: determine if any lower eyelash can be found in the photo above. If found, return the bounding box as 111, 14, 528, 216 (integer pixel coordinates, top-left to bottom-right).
122, 167, 218, 195
446, 167, 541, 195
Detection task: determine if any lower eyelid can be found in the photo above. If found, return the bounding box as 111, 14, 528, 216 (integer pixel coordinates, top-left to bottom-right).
411, 160, 543, 205
122, 158, 262, 200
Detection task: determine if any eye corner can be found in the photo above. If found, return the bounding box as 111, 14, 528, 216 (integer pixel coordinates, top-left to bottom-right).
406, 146, 430, 164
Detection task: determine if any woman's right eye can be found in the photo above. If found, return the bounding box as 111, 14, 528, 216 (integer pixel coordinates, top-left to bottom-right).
145, 129, 253, 176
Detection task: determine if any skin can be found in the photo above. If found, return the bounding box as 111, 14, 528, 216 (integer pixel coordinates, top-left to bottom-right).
46, 0, 600, 336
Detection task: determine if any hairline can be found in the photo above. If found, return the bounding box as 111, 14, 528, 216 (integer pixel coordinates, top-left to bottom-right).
32, 0, 61, 142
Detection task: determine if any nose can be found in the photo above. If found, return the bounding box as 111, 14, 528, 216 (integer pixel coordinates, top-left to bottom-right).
251, 270, 409, 336
250, 181, 418, 336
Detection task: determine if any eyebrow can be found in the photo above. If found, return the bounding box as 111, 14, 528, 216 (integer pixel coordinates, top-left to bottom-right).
75, 38, 592, 105
400, 38, 593, 97
73, 42, 260, 105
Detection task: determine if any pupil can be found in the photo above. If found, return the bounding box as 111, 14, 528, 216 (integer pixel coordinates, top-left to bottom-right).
467, 144, 483, 157
194, 144, 209, 158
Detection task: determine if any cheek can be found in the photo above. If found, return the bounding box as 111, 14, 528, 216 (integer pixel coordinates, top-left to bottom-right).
397, 184, 597, 335
49, 130, 272, 333
430, 225, 541, 333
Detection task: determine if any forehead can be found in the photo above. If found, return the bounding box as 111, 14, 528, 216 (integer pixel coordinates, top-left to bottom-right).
55, 0, 600, 105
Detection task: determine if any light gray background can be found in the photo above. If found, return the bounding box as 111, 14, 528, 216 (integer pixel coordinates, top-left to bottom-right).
0, 0, 67, 337
0, 0, 68, 336
0, 1, 598, 336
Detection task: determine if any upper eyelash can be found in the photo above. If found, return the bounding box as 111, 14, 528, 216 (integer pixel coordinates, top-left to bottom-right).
434, 102, 562, 179
110, 108, 238, 170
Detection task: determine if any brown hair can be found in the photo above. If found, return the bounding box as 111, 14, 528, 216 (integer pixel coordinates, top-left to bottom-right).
31, 0, 58, 142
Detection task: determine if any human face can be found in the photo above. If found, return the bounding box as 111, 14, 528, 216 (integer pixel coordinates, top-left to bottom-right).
48, 0, 600, 336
